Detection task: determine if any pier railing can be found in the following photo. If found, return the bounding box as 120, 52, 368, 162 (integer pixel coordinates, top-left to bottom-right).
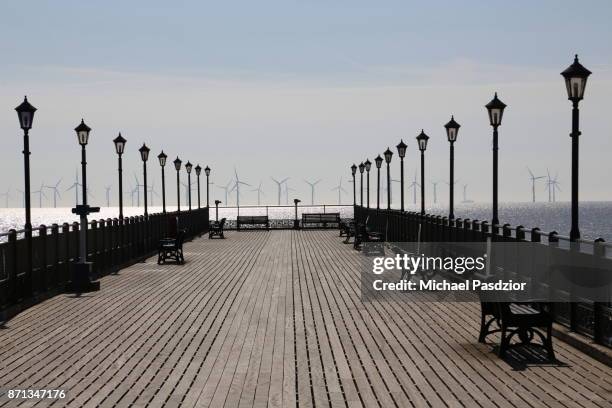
0, 207, 209, 319
355, 205, 612, 348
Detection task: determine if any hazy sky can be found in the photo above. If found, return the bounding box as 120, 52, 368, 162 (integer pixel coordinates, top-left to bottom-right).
1, 1, 612, 209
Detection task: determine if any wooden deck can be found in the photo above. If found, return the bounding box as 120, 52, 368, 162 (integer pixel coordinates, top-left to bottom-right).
0, 230, 610, 407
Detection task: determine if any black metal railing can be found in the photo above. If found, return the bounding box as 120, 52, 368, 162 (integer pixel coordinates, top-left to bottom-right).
355, 205, 612, 348
0, 207, 209, 319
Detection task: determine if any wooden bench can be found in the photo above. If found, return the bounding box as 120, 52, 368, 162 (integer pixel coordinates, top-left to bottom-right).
479, 297, 555, 360
209, 218, 226, 239
157, 229, 186, 264
354, 222, 384, 254
339, 220, 355, 242
302, 213, 341, 229
237, 215, 270, 230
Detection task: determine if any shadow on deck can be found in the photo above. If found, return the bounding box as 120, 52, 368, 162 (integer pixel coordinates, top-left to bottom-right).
0, 230, 610, 407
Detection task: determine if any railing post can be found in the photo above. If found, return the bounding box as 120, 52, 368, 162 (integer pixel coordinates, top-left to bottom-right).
91, 220, 98, 275
72, 222, 80, 263
51, 224, 59, 288
38, 225, 48, 292
62, 223, 70, 284
7, 229, 18, 305
593, 238, 606, 345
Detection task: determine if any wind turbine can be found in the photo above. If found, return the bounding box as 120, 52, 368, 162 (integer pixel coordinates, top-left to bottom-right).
217, 180, 233, 206
65, 170, 82, 206
431, 181, 439, 204
16, 189, 25, 208
270, 177, 289, 205
0, 189, 10, 208
148, 180, 160, 207
527, 167, 546, 203
303, 179, 322, 205
251, 182, 265, 205
330, 177, 347, 205
44, 179, 63, 208
230, 168, 250, 207
32, 182, 47, 208
105, 186, 112, 207
545, 170, 561, 202
284, 182, 296, 205
407, 171, 420, 205
134, 174, 144, 207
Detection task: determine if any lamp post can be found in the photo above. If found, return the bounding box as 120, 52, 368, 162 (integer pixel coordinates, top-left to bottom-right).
384, 148, 393, 210
485, 93, 507, 228
293, 198, 301, 229
174, 157, 182, 212
444, 116, 460, 220
157, 151, 167, 213
375, 155, 383, 210
139, 144, 150, 217
195, 165, 202, 209
71, 119, 100, 293
185, 161, 193, 211
15, 96, 36, 296
364, 159, 372, 209
358, 162, 365, 207
396, 139, 407, 211
561, 55, 591, 242
113, 133, 126, 218
205, 166, 211, 207
351, 164, 357, 206
215, 199, 221, 221
416, 130, 429, 215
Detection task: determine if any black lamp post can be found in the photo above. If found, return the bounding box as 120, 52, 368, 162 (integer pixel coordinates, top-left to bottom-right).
416, 130, 429, 215
174, 157, 182, 212
205, 166, 211, 207
396, 139, 407, 211
364, 159, 372, 209
351, 164, 357, 206
375, 155, 383, 210
15, 96, 36, 296
293, 198, 301, 229
358, 162, 365, 207
195, 164, 202, 209
185, 161, 193, 211
157, 151, 167, 213
485, 93, 507, 228
444, 116, 460, 220
384, 148, 393, 210
215, 199, 221, 221
71, 119, 100, 292
139, 144, 150, 217
561, 55, 591, 242
113, 133, 126, 218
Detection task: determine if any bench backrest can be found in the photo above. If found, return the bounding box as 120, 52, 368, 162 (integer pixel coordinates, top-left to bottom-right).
237, 215, 269, 224
302, 213, 340, 222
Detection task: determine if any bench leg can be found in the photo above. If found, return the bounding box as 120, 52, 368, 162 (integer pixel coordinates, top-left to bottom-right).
498, 324, 509, 357
545, 324, 555, 361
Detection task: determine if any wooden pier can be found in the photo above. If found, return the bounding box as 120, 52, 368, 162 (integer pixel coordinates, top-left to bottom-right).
0, 230, 610, 407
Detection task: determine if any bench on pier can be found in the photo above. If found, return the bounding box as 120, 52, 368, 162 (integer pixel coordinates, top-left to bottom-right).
209, 218, 226, 239
158, 229, 186, 265
479, 289, 555, 360
339, 219, 355, 242
237, 215, 270, 230
302, 213, 341, 229
354, 220, 384, 254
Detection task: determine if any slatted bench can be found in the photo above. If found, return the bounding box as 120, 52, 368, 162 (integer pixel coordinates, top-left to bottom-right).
237, 215, 270, 230
302, 213, 341, 229
479, 296, 555, 360
209, 218, 226, 239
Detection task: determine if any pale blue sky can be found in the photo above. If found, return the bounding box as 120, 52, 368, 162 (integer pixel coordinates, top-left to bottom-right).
1, 1, 612, 207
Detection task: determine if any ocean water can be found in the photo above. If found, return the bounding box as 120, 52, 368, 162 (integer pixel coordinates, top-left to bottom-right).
0, 202, 611, 242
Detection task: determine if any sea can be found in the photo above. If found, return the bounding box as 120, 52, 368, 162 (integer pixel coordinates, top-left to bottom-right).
0, 202, 611, 242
